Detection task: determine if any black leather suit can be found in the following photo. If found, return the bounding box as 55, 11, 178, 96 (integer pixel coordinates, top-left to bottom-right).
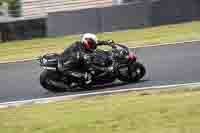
58, 40, 112, 80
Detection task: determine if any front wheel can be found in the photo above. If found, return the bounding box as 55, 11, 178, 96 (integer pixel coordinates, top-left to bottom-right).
40, 70, 69, 92
129, 62, 146, 82
118, 62, 146, 82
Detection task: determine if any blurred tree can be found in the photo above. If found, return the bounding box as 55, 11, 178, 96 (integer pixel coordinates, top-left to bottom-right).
0, 0, 15, 5
0, 0, 21, 17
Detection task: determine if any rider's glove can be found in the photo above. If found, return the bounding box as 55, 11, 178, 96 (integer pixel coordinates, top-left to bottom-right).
107, 40, 114, 45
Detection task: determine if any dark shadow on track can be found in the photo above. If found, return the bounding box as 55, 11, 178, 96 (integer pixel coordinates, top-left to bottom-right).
66, 79, 150, 92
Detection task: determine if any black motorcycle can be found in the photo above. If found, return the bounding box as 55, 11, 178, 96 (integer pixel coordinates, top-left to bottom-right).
39, 43, 146, 92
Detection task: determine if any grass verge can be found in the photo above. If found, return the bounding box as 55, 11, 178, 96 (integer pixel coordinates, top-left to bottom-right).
0, 21, 200, 62
0, 87, 200, 133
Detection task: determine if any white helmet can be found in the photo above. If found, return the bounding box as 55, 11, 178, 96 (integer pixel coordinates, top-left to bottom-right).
81, 33, 98, 49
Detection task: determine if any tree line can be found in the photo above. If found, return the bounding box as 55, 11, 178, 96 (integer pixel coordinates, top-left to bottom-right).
0, 0, 21, 17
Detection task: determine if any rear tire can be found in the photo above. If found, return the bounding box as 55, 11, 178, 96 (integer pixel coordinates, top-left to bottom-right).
40, 70, 69, 92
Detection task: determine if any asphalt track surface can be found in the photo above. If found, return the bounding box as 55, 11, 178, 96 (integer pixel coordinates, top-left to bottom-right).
0, 41, 200, 103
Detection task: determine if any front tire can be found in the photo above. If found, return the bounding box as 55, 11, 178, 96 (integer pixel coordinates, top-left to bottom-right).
118, 62, 146, 82
130, 62, 146, 82
40, 70, 69, 92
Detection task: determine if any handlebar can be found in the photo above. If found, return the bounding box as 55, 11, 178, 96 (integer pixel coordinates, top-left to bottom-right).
111, 43, 137, 60
111, 43, 129, 55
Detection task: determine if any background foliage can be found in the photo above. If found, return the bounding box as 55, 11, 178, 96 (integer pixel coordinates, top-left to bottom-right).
0, 0, 21, 17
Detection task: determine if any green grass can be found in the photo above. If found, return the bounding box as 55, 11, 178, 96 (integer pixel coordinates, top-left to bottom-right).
1, 21, 200, 62
0, 88, 200, 133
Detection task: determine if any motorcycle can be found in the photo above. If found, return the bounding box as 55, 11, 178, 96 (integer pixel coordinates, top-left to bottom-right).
38, 43, 146, 92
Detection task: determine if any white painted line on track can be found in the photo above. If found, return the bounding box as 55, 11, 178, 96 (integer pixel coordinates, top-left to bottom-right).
0, 82, 200, 109
0, 39, 200, 64
129, 39, 200, 48
0, 58, 39, 64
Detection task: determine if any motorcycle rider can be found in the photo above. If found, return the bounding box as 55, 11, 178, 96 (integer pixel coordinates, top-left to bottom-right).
58, 33, 114, 86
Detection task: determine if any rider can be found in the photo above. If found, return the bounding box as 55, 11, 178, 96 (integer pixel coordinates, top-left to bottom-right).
58, 33, 114, 85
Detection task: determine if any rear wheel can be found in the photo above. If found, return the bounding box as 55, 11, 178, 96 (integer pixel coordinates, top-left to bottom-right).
40, 70, 70, 92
